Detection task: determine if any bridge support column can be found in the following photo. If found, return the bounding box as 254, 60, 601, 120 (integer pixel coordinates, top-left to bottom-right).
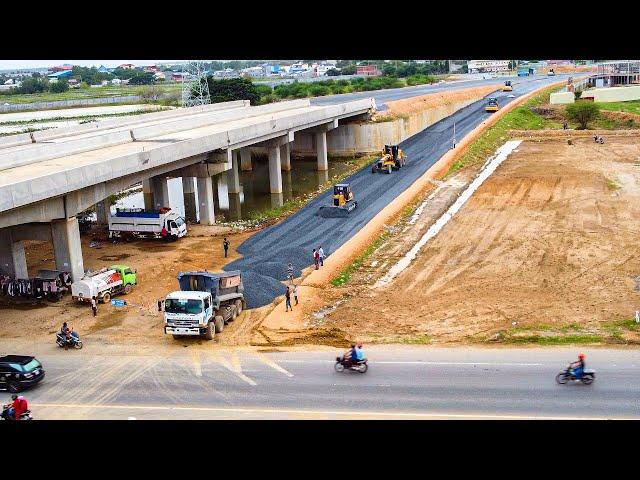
268, 143, 283, 194
142, 179, 154, 211
151, 175, 170, 210
51, 217, 84, 282
197, 176, 215, 225
0, 229, 28, 278
240, 147, 252, 171
95, 200, 109, 224
280, 142, 291, 171
316, 130, 328, 171
227, 150, 241, 194
182, 177, 197, 222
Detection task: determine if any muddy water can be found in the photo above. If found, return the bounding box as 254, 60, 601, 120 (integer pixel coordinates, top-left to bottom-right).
112, 157, 353, 221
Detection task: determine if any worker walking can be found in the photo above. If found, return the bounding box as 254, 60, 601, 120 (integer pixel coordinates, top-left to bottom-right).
91, 296, 97, 317
287, 263, 294, 284
293, 284, 298, 305
223, 237, 230, 258
313, 249, 320, 270
285, 286, 292, 312
318, 246, 325, 267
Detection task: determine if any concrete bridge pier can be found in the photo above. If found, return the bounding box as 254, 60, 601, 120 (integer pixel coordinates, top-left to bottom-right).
51, 217, 84, 282
0, 229, 27, 278
95, 200, 109, 224
268, 141, 283, 194
315, 120, 338, 171
151, 175, 170, 210
197, 176, 215, 225
280, 142, 291, 171
240, 147, 252, 171
182, 177, 197, 222
227, 150, 241, 195
142, 179, 154, 211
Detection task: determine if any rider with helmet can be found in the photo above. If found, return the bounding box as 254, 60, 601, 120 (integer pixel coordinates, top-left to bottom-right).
569, 353, 585, 378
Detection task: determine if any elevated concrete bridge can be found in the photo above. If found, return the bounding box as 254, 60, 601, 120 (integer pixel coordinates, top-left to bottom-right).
0, 98, 375, 281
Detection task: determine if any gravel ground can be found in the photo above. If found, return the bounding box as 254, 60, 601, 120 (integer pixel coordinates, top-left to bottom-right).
227, 76, 561, 308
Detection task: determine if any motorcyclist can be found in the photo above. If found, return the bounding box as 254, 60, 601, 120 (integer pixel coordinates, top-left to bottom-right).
3, 394, 28, 420
355, 342, 366, 362
569, 353, 585, 378
343, 344, 357, 364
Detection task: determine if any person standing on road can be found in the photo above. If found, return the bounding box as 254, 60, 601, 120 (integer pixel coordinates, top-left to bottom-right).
318, 246, 325, 267
287, 263, 294, 284
285, 286, 292, 312
293, 284, 298, 305
223, 237, 230, 258
313, 249, 320, 270
91, 296, 97, 317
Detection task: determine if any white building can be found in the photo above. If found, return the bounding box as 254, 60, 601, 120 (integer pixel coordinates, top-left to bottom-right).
315, 64, 334, 76
467, 60, 510, 73
111, 78, 122, 85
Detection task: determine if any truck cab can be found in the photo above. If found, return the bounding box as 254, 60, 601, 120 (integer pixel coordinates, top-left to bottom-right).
164, 291, 215, 338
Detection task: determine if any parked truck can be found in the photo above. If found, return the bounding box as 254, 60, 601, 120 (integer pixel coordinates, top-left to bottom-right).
164, 271, 246, 340
108, 207, 187, 240
71, 264, 137, 303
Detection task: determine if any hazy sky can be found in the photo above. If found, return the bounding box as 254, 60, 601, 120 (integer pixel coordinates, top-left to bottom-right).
0, 60, 187, 70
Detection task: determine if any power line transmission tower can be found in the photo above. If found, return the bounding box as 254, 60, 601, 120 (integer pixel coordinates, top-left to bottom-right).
181, 60, 211, 107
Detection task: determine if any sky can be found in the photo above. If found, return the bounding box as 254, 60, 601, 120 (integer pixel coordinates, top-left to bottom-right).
0, 60, 187, 70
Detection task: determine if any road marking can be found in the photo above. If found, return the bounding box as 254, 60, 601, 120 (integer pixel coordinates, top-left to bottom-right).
191, 351, 202, 377
253, 351, 294, 377
29, 402, 632, 420
211, 351, 257, 386
277, 360, 544, 367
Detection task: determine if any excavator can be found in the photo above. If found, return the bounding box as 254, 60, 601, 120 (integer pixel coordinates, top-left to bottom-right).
372, 145, 407, 174
484, 97, 499, 112
318, 183, 358, 218
502, 80, 513, 92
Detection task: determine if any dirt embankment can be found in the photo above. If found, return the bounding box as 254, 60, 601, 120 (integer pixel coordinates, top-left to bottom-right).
377, 85, 500, 119
314, 137, 640, 344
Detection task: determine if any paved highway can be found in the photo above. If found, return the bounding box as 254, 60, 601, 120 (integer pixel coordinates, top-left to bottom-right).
310, 74, 567, 110
2, 345, 638, 419
228, 74, 567, 308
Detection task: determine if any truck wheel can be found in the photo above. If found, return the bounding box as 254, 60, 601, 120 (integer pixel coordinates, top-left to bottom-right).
230, 305, 238, 321
124, 284, 132, 295
214, 316, 224, 333
204, 322, 214, 340
102, 292, 111, 303
234, 299, 243, 316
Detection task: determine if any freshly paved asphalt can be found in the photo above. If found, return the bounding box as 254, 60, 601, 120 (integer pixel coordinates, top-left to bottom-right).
228, 75, 568, 308
3, 345, 638, 419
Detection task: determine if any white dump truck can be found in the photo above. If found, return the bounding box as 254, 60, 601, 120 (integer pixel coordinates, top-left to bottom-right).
164, 271, 245, 340
71, 264, 137, 303
108, 207, 187, 240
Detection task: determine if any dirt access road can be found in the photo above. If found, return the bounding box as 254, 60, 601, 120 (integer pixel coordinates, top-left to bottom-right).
293, 136, 640, 345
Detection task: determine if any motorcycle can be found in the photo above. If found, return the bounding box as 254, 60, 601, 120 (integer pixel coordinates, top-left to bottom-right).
335, 356, 368, 373
56, 332, 83, 350
1, 405, 33, 421
555, 365, 596, 385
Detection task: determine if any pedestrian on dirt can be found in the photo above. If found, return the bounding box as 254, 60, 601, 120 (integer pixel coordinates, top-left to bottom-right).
293, 284, 299, 305
157, 298, 163, 312
91, 296, 97, 317
313, 249, 320, 270
287, 263, 294, 284
563, 121, 568, 130
223, 237, 230, 258
285, 286, 292, 312
318, 246, 325, 267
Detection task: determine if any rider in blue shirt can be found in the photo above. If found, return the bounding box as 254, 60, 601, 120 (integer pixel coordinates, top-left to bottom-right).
355, 343, 365, 362
570, 353, 585, 378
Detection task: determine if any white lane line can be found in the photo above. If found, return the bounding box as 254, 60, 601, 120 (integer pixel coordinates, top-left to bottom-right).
191, 351, 202, 377
253, 351, 294, 377
211, 351, 257, 386
277, 360, 544, 366
29, 402, 631, 420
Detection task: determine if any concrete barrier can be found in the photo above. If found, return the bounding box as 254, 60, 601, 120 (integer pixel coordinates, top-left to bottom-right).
581, 85, 640, 102
550, 91, 575, 104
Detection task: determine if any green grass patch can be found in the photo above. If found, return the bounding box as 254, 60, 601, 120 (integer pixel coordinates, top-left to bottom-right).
606, 178, 621, 190
595, 100, 640, 116
445, 86, 564, 178
331, 231, 390, 287
494, 332, 603, 345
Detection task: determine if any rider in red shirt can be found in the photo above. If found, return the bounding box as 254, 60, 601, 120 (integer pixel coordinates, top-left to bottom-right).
6, 394, 28, 420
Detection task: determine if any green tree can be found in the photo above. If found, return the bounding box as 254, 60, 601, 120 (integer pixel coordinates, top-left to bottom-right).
326, 68, 340, 76
129, 73, 155, 85
564, 102, 599, 129
15, 77, 48, 94
340, 64, 357, 75
49, 79, 69, 93
205, 77, 260, 105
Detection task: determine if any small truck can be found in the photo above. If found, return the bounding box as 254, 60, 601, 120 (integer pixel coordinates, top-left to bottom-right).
164, 271, 246, 340
71, 264, 137, 303
108, 207, 187, 240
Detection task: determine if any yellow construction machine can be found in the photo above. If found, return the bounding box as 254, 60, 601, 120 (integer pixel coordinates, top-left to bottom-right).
372, 144, 407, 174
485, 97, 499, 112
502, 80, 513, 92
318, 183, 358, 218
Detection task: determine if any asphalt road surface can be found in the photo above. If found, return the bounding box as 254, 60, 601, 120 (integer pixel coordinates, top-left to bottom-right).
310, 74, 567, 110
228, 74, 568, 308
3, 346, 638, 419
